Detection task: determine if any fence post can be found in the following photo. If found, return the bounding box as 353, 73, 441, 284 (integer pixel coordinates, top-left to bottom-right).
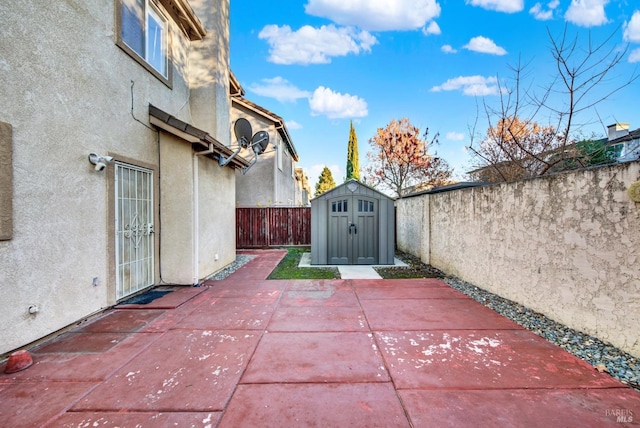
265, 207, 270, 248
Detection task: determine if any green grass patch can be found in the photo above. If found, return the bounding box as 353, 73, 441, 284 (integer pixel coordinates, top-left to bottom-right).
267, 248, 444, 280
268, 247, 339, 280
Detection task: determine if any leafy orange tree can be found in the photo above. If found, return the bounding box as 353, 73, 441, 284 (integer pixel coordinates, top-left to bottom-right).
365, 118, 453, 197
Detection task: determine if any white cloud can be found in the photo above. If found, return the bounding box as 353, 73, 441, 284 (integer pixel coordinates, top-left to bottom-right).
286, 120, 303, 130
431, 75, 501, 96
629, 48, 640, 63
247, 77, 311, 102
258, 24, 377, 65
446, 132, 465, 141
305, 0, 441, 31
463, 36, 507, 55
529, 0, 559, 20
423, 21, 441, 36
466, 0, 523, 13
441, 44, 458, 53
564, 0, 609, 27
623, 11, 640, 43
309, 87, 368, 119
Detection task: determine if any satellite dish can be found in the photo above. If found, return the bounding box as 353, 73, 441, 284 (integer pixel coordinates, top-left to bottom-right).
251, 131, 269, 155
234, 118, 252, 148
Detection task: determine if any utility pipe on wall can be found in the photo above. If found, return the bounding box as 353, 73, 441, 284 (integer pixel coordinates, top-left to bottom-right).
192, 154, 199, 286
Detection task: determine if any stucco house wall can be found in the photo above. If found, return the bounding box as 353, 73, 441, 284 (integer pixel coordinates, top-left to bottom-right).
230, 96, 299, 207
230, 105, 275, 206
396, 161, 640, 357
275, 141, 297, 206
0, 0, 238, 355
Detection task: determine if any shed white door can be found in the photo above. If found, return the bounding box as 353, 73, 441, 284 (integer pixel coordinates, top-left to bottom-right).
115, 163, 155, 299
327, 196, 378, 264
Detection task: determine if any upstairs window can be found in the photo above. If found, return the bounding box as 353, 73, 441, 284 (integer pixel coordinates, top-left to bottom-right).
118, 0, 170, 83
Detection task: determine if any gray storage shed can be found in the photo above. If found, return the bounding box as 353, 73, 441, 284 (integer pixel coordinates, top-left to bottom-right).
311, 179, 395, 265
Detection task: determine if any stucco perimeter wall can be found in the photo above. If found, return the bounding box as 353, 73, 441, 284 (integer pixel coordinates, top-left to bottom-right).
395, 195, 430, 263
397, 161, 640, 357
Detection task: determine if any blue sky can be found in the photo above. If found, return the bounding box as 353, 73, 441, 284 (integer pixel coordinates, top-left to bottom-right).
229, 0, 640, 188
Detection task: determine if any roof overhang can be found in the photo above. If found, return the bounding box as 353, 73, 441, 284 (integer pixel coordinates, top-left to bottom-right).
159, 0, 207, 41
149, 104, 250, 169
231, 96, 299, 162
229, 70, 245, 97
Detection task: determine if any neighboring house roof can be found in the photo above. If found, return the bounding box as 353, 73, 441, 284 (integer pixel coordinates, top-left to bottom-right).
229, 74, 299, 162
149, 104, 249, 169
401, 182, 490, 198
609, 127, 640, 144
607, 127, 640, 162
402, 179, 458, 195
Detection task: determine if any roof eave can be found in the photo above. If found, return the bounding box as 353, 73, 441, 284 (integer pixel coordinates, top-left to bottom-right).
159, 0, 207, 41
232, 97, 299, 161
149, 104, 250, 169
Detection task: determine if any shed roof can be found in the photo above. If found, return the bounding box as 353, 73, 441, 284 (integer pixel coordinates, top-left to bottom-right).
312, 179, 395, 202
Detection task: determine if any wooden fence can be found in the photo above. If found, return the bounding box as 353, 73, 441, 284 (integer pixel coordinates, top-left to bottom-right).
236, 207, 311, 248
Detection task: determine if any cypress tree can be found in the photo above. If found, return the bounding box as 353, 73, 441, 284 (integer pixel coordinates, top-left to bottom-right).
315, 166, 336, 196
346, 120, 360, 181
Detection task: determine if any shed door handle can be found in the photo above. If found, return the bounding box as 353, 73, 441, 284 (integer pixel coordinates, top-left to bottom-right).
349, 223, 357, 235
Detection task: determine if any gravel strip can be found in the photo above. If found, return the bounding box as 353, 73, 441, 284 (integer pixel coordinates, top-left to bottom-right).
205, 254, 256, 280
443, 276, 640, 392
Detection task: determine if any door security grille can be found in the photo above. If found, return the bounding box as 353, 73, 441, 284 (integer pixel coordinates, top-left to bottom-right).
115, 163, 154, 299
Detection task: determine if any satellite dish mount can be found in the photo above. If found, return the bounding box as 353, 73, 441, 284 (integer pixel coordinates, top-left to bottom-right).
219, 118, 271, 174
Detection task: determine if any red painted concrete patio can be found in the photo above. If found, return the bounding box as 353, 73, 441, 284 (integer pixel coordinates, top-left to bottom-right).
1, 250, 638, 427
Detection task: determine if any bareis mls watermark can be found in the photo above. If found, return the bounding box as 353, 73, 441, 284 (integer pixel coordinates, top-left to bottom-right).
606, 409, 633, 423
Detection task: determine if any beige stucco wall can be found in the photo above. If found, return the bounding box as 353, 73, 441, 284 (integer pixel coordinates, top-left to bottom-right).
395, 195, 430, 263
189, 0, 231, 144
232, 106, 276, 206
0, 0, 235, 354
158, 136, 236, 285
231, 104, 298, 207
0, 122, 12, 240
276, 143, 297, 206
197, 155, 237, 277
397, 161, 640, 357
159, 135, 196, 284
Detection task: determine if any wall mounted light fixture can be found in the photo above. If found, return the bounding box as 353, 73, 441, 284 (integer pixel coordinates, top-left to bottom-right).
88, 153, 114, 171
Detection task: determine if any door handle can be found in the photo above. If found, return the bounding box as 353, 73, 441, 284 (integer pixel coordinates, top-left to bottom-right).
349, 223, 357, 235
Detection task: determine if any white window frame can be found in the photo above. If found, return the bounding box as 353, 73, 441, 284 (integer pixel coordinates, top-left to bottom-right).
145, 3, 168, 77
117, 0, 171, 85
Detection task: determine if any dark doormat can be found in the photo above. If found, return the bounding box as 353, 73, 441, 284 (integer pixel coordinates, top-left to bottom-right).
119, 289, 174, 305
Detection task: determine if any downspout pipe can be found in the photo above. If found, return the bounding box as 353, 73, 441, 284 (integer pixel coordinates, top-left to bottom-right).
192, 154, 199, 286
195, 142, 214, 156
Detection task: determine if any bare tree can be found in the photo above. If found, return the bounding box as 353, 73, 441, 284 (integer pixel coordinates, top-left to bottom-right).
468, 26, 638, 182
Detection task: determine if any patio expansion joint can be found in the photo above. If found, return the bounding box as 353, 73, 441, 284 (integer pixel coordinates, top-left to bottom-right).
396, 385, 636, 390
216, 283, 288, 422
